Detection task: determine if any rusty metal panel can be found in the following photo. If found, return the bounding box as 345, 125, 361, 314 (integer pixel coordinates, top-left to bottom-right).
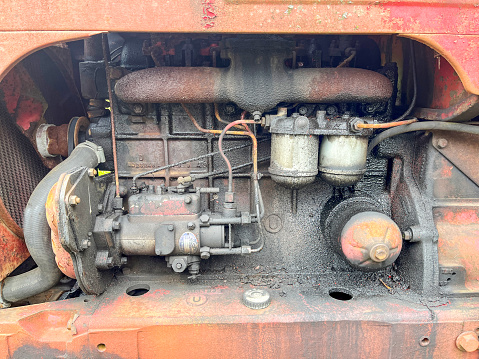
0, 279, 478, 358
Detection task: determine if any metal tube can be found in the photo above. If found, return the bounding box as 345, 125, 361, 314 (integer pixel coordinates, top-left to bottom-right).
102, 34, 120, 198
115, 67, 393, 110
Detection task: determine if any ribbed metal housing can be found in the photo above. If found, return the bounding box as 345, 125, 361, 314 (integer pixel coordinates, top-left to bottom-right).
0, 104, 48, 228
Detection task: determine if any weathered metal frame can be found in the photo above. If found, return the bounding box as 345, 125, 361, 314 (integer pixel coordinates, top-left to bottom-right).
1, 0, 479, 357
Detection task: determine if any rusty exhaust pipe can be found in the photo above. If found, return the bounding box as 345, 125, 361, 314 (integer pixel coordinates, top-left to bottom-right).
115, 66, 392, 113
115, 39, 392, 113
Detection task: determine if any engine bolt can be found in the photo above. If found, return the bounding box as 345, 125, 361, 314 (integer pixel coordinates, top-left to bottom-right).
132, 103, 144, 114
200, 214, 210, 224
69, 195, 81, 206
120, 257, 128, 265
456, 331, 479, 352
112, 221, 121, 231
176, 262, 183, 269
437, 138, 448, 149
184, 196, 192, 204
97, 203, 104, 213
167, 224, 174, 231
370, 244, 390, 262
88, 168, 97, 177
201, 251, 210, 260
81, 239, 91, 249
187, 222, 196, 230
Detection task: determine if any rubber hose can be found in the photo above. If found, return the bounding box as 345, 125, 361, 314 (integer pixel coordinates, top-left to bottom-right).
368, 121, 479, 154
2, 142, 104, 303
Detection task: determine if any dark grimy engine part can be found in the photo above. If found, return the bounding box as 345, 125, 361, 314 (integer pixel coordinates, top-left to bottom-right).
115, 38, 393, 113
1, 142, 105, 304
47, 168, 261, 294
320, 196, 402, 271
266, 110, 373, 188
318, 135, 368, 187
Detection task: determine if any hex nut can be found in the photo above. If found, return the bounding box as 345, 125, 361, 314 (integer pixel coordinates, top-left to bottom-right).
68, 195, 81, 206
81, 239, 91, 249
200, 214, 210, 224
88, 168, 97, 177
172, 258, 187, 273
456, 331, 479, 352
200, 251, 210, 260
242, 289, 271, 310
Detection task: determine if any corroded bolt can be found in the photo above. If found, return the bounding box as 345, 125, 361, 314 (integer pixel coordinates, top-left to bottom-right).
370, 244, 390, 263
437, 138, 448, 149
68, 195, 81, 206
88, 168, 97, 177
187, 222, 196, 230
132, 104, 144, 114
80, 239, 91, 249
456, 331, 479, 352
403, 228, 413, 241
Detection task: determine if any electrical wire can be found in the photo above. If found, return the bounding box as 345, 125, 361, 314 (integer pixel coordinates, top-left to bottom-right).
367, 121, 479, 154
102, 34, 120, 198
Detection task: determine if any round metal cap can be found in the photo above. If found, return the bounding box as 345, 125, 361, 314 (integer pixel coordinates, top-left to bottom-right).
242, 289, 271, 310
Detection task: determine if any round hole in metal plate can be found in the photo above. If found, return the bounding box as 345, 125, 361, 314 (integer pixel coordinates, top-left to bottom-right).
328, 288, 353, 301
419, 337, 430, 347
126, 284, 150, 296
97, 343, 107, 352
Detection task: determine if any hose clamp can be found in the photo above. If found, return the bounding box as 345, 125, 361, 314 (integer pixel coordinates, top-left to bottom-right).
76, 141, 106, 164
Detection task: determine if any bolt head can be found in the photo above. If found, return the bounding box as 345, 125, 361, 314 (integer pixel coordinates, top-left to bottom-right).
167, 224, 174, 232
68, 195, 81, 206
187, 222, 196, 230
81, 239, 91, 249
184, 195, 192, 204
112, 221, 121, 231
437, 138, 448, 149
132, 104, 144, 114
201, 251, 210, 260
456, 331, 479, 352
370, 244, 390, 262
200, 214, 210, 224
88, 168, 97, 177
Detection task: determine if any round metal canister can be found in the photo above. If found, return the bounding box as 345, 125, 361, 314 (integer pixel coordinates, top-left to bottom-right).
268, 133, 319, 189
340, 211, 402, 271
318, 135, 368, 187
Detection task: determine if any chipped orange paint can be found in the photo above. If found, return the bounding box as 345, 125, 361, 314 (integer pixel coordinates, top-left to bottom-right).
45, 179, 76, 279
436, 208, 479, 292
